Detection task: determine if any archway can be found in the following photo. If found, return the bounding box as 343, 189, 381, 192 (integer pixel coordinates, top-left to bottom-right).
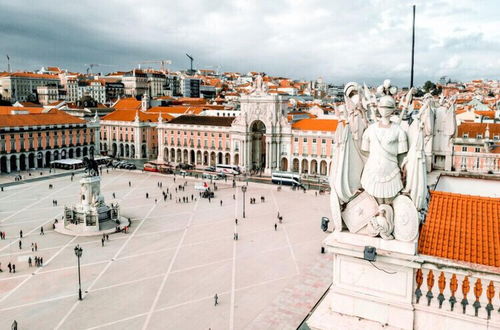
36, 152, 43, 168
112, 143, 117, 157
0, 156, 7, 173
176, 149, 182, 162
183, 149, 188, 163
19, 154, 26, 171
164, 148, 169, 162
210, 152, 216, 166
125, 144, 130, 158
225, 153, 230, 165
320, 160, 328, 176
10, 155, 17, 172
76, 147, 81, 158
217, 152, 223, 165
141, 144, 147, 158
83, 146, 88, 156
190, 150, 195, 164
292, 158, 299, 172
280, 158, 288, 171
119, 144, 124, 157
310, 160, 317, 175
53, 150, 59, 161
45, 151, 51, 167
28, 153, 35, 169
130, 145, 135, 158
196, 151, 202, 165
203, 151, 209, 165
301, 159, 309, 174
69, 149, 74, 159
234, 153, 239, 166
250, 120, 266, 170
170, 148, 175, 162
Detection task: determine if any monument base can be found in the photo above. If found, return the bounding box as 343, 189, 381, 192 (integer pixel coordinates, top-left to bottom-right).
310, 231, 419, 330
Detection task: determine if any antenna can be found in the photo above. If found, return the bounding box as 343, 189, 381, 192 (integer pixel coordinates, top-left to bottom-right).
186, 54, 194, 73
410, 5, 416, 88
6, 54, 10, 72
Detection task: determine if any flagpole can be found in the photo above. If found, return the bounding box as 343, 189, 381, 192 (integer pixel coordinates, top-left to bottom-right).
410, 5, 416, 88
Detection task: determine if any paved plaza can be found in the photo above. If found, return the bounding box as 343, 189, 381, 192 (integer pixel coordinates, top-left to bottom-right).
0, 170, 331, 330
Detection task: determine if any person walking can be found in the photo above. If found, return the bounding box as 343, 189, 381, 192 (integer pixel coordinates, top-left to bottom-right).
19, 230, 23, 238
235, 218, 238, 225
8, 262, 12, 273
40, 257, 43, 266
274, 223, 278, 231
214, 293, 219, 306
129, 181, 131, 187
31, 243, 34, 252
35, 243, 38, 252
101, 238, 105, 247
40, 226, 44, 235
12, 264, 16, 273
19, 240, 22, 249
28, 257, 32, 267
113, 192, 116, 199
146, 193, 149, 199
220, 200, 223, 206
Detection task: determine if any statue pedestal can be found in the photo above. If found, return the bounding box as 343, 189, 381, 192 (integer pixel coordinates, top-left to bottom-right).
308, 232, 419, 330
58, 175, 126, 235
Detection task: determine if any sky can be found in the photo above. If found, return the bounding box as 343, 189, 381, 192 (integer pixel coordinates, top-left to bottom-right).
0, 0, 499, 86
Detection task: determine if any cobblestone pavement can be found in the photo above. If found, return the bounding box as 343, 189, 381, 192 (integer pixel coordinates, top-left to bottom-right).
0, 170, 331, 330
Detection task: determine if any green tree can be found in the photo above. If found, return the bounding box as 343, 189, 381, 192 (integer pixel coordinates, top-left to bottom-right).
422, 80, 436, 93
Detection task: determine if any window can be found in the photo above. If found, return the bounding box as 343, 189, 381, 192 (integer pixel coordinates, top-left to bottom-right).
463, 133, 469, 138
322, 139, 326, 144
477, 134, 483, 139
475, 147, 480, 153
462, 146, 467, 152
303, 138, 307, 142
313, 139, 316, 143
294, 137, 298, 142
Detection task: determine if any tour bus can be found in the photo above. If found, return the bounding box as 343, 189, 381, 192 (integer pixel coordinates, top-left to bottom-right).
143, 162, 160, 172
215, 164, 240, 175
271, 171, 302, 186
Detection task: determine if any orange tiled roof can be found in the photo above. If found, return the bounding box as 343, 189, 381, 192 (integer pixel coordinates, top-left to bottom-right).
113, 97, 141, 111
0, 109, 85, 127
0, 106, 47, 114
146, 106, 204, 115
419, 191, 500, 268
102, 110, 168, 123
475, 110, 495, 119
458, 122, 500, 138
291, 118, 338, 131
0, 72, 59, 80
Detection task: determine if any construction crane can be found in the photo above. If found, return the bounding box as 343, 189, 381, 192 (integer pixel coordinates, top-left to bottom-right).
137, 60, 172, 72
186, 54, 194, 74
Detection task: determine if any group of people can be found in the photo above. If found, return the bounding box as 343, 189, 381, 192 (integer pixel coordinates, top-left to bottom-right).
28, 256, 43, 267
249, 196, 265, 204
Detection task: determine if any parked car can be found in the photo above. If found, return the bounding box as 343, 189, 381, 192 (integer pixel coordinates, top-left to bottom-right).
205, 166, 216, 172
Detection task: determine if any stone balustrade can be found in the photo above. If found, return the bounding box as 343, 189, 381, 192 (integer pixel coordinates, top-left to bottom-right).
414, 264, 500, 325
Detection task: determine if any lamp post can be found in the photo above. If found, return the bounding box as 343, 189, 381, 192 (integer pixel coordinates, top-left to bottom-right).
74, 244, 83, 300
241, 186, 247, 218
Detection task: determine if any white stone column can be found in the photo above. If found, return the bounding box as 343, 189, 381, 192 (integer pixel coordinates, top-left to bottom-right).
15, 156, 20, 171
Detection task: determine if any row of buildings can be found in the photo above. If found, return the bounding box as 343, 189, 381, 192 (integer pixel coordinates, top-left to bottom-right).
0, 69, 499, 176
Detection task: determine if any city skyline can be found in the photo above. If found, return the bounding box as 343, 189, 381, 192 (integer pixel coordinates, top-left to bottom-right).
1, 0, 499, 86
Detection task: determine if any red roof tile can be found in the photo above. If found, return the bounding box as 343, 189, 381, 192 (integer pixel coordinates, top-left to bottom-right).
418, 191, 500, 268
102, 110, 169, 123
291, 118, 338, 132
0, 109, 85, 127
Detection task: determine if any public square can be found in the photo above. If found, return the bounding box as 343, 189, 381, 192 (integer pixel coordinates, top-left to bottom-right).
0, 170, 331, 329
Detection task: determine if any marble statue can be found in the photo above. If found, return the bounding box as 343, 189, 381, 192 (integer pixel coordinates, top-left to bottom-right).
360, 95, 408, 202
433, 95, 457, 154
367, 204, 394, 240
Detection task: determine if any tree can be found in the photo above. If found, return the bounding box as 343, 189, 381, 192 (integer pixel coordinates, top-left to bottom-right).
422, 80, 436, 93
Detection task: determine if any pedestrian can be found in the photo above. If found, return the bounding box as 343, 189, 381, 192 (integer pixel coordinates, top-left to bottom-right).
101, 238, 104, 247
19, 240, 22, 249
274, 223, 277, 231
35, 243, 38, 251
235, 218, 238, 225
214, 293, 218, 306
113, 192, 116, 199
220, 200, 223, 206
106, 234, 109, 241
8, 262, 12, 273
40, 257, 43, 266
19, 230, 23, 238
146, 193, 149, 199
155, 198, 158, 203
233, 194, 235, 200
0, 262, 2, 272
40, 226, 44, 235
32, 243, 34, 252
12, 264, 15, 273
129, 181, 131, 187
28, 257, 32, 267
236, 233, 239, 240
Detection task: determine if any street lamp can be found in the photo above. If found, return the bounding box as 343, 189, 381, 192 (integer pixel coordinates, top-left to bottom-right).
241, 186, 247, 218
74, 244, 83, 300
